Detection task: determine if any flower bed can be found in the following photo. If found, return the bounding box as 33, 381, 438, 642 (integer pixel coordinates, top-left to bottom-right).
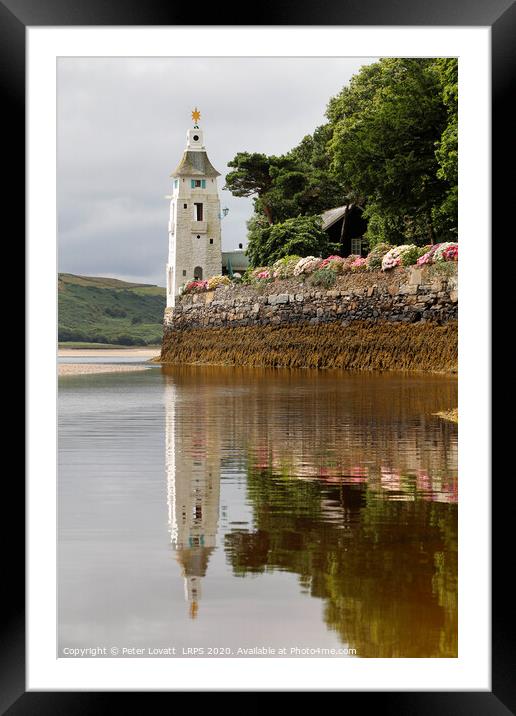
417, 242, 458, 267
180, 242, 458, 296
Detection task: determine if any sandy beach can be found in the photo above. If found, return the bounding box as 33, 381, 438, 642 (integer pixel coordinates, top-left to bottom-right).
59, 363, 154, 377
58, 347, 160, 377
58, 347, 160, 359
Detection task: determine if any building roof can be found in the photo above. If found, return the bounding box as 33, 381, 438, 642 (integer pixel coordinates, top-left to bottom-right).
171, 150, 221, 178
222, 250, 249, 271
321, 205, 348, 231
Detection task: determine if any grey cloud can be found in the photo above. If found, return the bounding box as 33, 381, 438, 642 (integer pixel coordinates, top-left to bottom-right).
58, 57, 376, 286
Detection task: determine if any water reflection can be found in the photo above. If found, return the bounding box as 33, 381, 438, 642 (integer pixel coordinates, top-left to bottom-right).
165, 382, 220, 618
162, 366, 457, 657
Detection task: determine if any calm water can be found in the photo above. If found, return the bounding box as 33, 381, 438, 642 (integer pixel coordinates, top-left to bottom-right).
58, 365, 457, 658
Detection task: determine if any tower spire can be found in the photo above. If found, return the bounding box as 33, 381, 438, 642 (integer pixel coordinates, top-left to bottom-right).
191, 107, 201, 128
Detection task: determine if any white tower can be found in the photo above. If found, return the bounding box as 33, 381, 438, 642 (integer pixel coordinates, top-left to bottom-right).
166, 109, 222, 307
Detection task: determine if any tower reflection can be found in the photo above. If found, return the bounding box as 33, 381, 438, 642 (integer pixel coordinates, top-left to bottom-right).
165, 379, 220, 618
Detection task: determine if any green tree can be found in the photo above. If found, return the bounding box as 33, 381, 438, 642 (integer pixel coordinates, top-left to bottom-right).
327, 58, 456, 245
246, 215, 336, 268
226, 58, 457, 254
432, 58, 458, 240
224, 152, 281, 224
225, 127, 347, 229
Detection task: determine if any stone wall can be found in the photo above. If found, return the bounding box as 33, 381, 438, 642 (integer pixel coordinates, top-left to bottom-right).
161, 264, 458, 372
164, 264, 457, 331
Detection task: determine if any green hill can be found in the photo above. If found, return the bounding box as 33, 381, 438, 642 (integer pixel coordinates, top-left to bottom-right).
58, 273, 165, 346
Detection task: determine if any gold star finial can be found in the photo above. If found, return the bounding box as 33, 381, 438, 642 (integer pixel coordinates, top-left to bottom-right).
191, 107, 201, 124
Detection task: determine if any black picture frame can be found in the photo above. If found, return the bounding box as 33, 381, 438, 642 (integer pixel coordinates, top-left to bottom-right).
7, 0, 512, 710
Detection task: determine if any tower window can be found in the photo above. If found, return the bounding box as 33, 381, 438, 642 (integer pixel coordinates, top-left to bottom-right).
183, 203, 187, 209
194, 266, 203, 280
194, 203, 203, 221
182, 270, 187, 277
191, 179, 202, 188
196, 235, 201, 239
209, 239, 213, 245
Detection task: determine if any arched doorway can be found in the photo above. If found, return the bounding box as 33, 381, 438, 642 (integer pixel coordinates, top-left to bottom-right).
194, 266, 203, 280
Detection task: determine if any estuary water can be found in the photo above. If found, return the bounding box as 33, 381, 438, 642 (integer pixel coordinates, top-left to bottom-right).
58, 364, 458, 658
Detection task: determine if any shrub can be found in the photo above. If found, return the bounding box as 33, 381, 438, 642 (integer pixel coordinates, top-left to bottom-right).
241, 267, 256, 285
271, 255, 301, 279
183, 280, 208, 294
433, 242, 458, 262
366, 243, 393, 270
341, 255, 361, 273
246, 214, 337, 267
255, 270, 272, 280
310, 267, 338, 288
381, 245, 414, 270
318, 255, 346, 274
442, 244, 458, 261
350, 257, 367, 272
293, 256, 323, 276
400, 245, 427, 267
427, 261, 457, 279
207, 274, 231, 290
417, 242, 458, 266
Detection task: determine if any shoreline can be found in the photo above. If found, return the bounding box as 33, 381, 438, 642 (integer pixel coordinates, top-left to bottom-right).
59, 347, 160, 359
59, 363, 153, 377
58, 347, 160, 377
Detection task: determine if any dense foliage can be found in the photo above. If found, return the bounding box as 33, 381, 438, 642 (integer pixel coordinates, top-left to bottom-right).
224, 58, 458, 264
224, 124, 346, 227
246, 215, 338, 268
328, 58, 457, 246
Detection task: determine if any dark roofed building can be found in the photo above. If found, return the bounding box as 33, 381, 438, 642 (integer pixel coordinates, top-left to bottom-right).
321, 204, 368, 257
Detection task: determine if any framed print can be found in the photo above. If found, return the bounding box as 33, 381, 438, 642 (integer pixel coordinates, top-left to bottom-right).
5, 0, 513, 708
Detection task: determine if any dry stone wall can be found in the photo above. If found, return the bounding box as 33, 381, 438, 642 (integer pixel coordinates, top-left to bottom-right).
164, 265, 457, 331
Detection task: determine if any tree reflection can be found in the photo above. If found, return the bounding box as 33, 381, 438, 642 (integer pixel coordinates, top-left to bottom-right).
225, 466, 457, 657
162, 365, 457, 655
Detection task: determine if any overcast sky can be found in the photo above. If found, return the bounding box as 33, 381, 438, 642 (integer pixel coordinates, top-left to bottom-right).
58, 57, 376, 286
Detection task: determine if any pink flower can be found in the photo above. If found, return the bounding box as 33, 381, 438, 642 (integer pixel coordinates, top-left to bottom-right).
256, 270, 270, 280
443, 244, 458, 261
319, 255, 343, 269
350, 257, 367, 270
185, 279, 208, 293
416, 251, 433, 266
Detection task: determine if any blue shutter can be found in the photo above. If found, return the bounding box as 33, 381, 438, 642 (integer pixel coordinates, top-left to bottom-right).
201, 180, 206, 189
191, 179, 195, 188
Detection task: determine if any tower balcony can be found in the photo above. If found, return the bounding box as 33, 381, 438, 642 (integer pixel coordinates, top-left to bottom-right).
191, 220, 207, 233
